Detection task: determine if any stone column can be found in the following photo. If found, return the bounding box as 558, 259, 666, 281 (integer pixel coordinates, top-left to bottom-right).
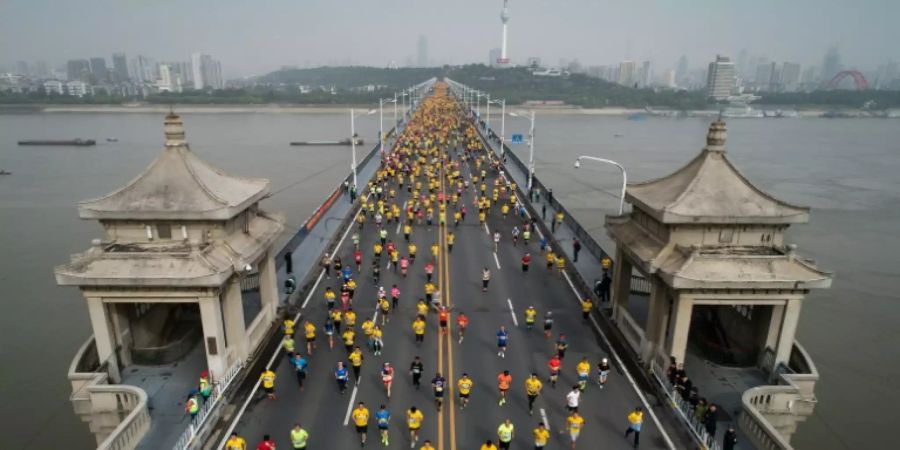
223, 278, 248, 365
198, 295, 227, 380
774, 299, 802, 366
259, 251, 279, 323
764, 304, 786, 350
641, 281, 671, 364
86, 297, 121, 383
610, 246, 633, 322
667, 295, 694, 366
108, 303, 133, 367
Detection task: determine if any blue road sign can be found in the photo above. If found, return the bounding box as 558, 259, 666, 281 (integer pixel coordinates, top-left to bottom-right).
511, 133, 524, 144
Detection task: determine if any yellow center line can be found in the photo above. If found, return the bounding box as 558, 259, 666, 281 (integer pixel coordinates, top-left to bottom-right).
444, 151, 457, 450
436, 138, 445, 450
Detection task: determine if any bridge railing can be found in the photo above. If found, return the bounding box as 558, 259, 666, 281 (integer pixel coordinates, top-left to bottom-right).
649, 358, 722, 450
172, 361, 244, 450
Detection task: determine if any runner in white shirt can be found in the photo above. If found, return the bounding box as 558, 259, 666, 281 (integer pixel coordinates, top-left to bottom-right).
566, 385, 581, 412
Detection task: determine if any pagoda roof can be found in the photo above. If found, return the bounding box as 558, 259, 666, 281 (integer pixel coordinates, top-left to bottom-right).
79, 113, 269, 221
607, 219, 832, 290
625, 120, 809, 225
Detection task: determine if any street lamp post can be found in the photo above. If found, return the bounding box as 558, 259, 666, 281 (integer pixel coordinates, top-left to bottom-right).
574, 156, 628, 215
510, 110, 536, 189
350, 108, 376, 189
488, 98, 505, 157
379, 97, 398, 162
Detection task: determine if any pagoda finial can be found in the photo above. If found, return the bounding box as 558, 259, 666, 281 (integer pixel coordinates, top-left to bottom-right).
704, 119, 727, 152
164, 111, 187, 147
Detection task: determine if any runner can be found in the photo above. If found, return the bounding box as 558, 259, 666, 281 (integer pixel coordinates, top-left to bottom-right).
521, 252, 531, 272
525, 372, 544, 415
351, 401, 370, 446
456, 311, 469, 343
497, 370, 512, 406
349, 346, 364, 385
496, 325, 509, 358
291, 353, 308, 391
438, 306, 450, 335
566, 411, 586, 449
511, 226, 519, 246
479, 440, 498, 450
375, 405, 391, 446
284, 317, 295, 337
400, 256, 409, 277
581, 297, 593, 321
324, 287, 336, 310
624, 406, 643, 449
556, 333, 569, 359
256, 435, 275, 450
260, 368, 276, 400
597, 357, 610, 389
431, 372, 446, 411
548, 354, 562, 388
362, 318, 375, 350
533, 422, 550, 450
225, 432, 247, 450
344, 307, 358, 329
493, 231, 501, 251
304, 320, 317, 354
323, 318, 335, 350
406, 406, 424, 448
543, 311, 554, 339
372, 325, 384, 356
497, 419, 515, 450
342, 327, 356, 353
524, 305, 537, 330
381, 363, 395, 398
331, 309, 342, 334
566, 385, 581, 412
412, 315, 426, 345
482, 267, 491, 293
420, 440, 435, 450
379, 296, 391, 326
391, 284, 401, 309
289, 423, 309, 450
409, 356, 424, 390
457, 373, 474, 409
335, 361, 350, 394
447, 231, 455, 253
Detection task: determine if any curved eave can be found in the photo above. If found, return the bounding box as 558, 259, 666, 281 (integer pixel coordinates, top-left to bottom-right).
662, 274, 833, 290
78, 189, 269, 221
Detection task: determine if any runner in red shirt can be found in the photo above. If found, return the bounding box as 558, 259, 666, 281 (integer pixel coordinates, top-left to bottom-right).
438, 307, 450, 335
548, 354, 562, 388
521, 253, 531, 272
456, 312, 469, 343
256, 435, 275, 450
354, 249, 363, 271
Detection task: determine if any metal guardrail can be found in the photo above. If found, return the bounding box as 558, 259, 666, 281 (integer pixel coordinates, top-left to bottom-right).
649, 359, 722, 450
94, 385, 151, 450
630, 274, 651, 295
172, 361, 244, 450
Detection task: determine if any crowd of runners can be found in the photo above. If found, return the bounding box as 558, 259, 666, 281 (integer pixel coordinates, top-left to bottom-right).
223, 82, 647, 450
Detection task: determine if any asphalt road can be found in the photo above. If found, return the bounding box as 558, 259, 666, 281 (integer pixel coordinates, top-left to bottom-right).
224, 107, 672, 450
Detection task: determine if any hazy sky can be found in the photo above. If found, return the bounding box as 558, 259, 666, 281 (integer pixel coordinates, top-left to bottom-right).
1, 0, 896, 77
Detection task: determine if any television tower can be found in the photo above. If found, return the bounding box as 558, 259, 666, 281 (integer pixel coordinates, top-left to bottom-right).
498, 0, 510, 65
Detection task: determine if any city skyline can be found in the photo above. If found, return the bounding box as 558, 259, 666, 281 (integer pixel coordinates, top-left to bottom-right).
1, 0, 897, 78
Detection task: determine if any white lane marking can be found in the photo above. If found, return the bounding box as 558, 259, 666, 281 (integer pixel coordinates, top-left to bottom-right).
395, 220, 402, 235
493, 252, 502, 270
561, 271, 676, 450
342, 385, 360, 426
507, 298, 518, 326
484, 222, 490, 236
219, 195, 370, 449
540, 408, 550, 432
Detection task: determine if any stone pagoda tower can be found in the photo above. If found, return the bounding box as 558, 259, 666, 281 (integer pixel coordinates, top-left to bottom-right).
56, 113, 284, 383
606, 119, 832, 372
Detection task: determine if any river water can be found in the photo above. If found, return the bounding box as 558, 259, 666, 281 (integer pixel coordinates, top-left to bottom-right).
0, 112, 896, 449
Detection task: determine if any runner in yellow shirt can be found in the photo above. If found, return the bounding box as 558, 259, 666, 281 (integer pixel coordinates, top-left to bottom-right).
525, 372, 544, 415
344, 308, 357, 328
580, 298, 593, 321
406, 406, 424, 447
260, 369, 276, 400
566, 411, 585, 447
225, 432, 247, 450
342, 328, 355, 353
351, 401, 370, 446
304, 320, 317, 354
533, 423, 550, 450
349, 346, 364, 385
283, 318, 295, 336
457, 373, 474, 409
576, 357, 591, 391
412, 316, 426, 344
524, 306, 537, 331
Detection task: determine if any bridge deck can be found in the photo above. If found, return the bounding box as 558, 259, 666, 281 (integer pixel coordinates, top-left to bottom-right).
223, 91, 680, 450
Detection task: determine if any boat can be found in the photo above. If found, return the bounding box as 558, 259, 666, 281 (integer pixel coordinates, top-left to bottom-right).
290, 138, 364, 146
106, 138, 118, 142
614, 133, 624, 138
721, 104, 764, 118
18, 139, 97, 146
0, 170, 11, 175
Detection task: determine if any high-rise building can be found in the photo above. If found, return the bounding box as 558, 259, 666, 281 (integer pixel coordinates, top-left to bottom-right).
637, 61, 652, 88
706, 55, 736, 100
112, 53, 129, 83
767, 62, 780, 92
130, 55, 156, 84
489, 48, 502, 67
662, 69, 677, 88
617, 60, 636, 86
781, 62, 802, 92
675, 55, 689, 84
821, 46, 841, 83
755, 63, 772, 89
417, 35, 428, 67
66, 59, 91, 82
89, 57, 108, 83
191, 53, 224, 90
497, 0, 511, 66
156, 63, 182, 92
15, 61, 30, 76
34, 61, 50, 78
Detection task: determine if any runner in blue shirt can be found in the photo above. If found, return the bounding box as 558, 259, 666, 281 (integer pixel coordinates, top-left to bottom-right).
375, 404, 391, 446
335, 361, 349, 394
496, 326, 509, 358
431, 372, 447, 411
292, 354, 308, 390
342, 265, 353, 282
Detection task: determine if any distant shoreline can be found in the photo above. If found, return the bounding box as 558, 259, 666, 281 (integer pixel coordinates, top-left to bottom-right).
0, 103, 863, 118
